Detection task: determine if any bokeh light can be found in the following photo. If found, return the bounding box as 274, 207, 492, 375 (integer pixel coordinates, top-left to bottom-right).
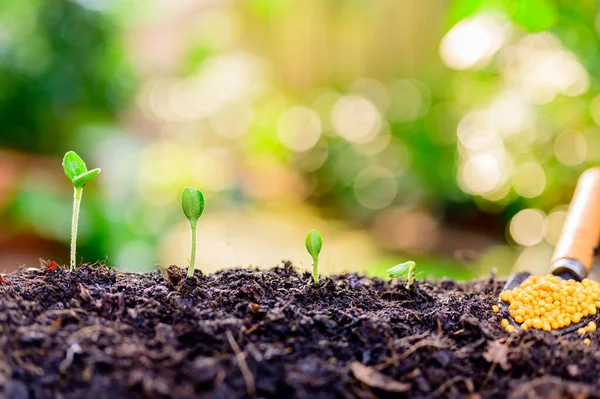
387, 79, 431, 122
459, 152, 508, 196
331, 95, 381, 143
554, 130, 587, 166
353, 165, 397, 210
512, 162, 546, 198
509, 209, 547, 247
277, 106, 322, 152
545, 207, 568, 246
502, 32, 589, 104
440, 13, 509, 70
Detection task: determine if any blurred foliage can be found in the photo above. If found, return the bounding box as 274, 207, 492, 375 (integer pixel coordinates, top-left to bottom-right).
2, 0, 600, 278
0, 0, 133, 154
0, 0, 134, 264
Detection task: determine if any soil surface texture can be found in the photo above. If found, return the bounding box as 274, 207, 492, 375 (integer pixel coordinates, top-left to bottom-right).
0, 262, 598, 399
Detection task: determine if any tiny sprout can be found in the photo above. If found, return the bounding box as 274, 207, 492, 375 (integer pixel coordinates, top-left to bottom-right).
181, 187, 205, 277
386, 261, 417, 290
62, 151, 101, 271
305, 229, 322, 284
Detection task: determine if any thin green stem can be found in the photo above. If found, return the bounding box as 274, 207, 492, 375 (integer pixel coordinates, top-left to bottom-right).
312, 257, 319, 284
70, 187, 83, 271
188, 221, 198, 277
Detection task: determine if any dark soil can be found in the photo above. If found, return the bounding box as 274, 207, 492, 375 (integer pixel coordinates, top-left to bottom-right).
1, 262, 598, 399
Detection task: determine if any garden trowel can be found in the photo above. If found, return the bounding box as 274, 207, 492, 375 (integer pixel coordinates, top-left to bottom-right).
501, 167, 600, 331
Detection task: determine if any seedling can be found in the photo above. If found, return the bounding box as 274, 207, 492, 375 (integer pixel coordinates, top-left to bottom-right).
62, 151, 101, 271
305, 229, 322, 284
181, 187, 205, 277
386, 261, 417, 289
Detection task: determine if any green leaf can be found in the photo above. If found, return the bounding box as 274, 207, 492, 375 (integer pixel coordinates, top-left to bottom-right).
305, 229, 322, 259
62, 151, 88, 184
181, 187, 205, 223
386, 261, 416, 278
72, 168, 101, 188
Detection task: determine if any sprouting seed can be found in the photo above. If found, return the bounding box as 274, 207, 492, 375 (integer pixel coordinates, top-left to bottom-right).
305, 229, 322, 284
62, 151, 101, 271
181, 187, 205, 277
386, 261, 417, 289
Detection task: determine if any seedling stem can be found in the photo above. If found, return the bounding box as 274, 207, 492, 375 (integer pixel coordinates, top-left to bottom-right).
189, 222, 198, 277
181, 187, 205, 277
70, 187, 83, 271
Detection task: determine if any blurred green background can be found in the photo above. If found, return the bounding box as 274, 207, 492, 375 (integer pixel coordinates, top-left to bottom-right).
1, 0, 598, 280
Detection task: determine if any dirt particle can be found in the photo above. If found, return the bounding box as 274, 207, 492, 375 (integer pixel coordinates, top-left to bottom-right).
483, 340, 511, 371
351, 362, 410, 392
567, 364, 579, 376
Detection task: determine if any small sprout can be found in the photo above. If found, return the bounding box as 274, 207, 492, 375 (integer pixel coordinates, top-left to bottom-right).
305, 229, 322, 284
181, 187, 205, 277
386, 261, 417, 289
62, 151, 100, 271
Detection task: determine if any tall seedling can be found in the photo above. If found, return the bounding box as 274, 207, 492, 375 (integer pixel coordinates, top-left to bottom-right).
305, 229, 322, 284
181, 187, 205, 277
62, 151, 101, 270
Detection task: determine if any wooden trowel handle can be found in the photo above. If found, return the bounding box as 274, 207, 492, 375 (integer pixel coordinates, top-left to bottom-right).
552, 168, 600, 275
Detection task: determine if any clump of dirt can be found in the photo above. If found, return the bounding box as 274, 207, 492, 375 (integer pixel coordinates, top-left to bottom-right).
0, 262, 598, 399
